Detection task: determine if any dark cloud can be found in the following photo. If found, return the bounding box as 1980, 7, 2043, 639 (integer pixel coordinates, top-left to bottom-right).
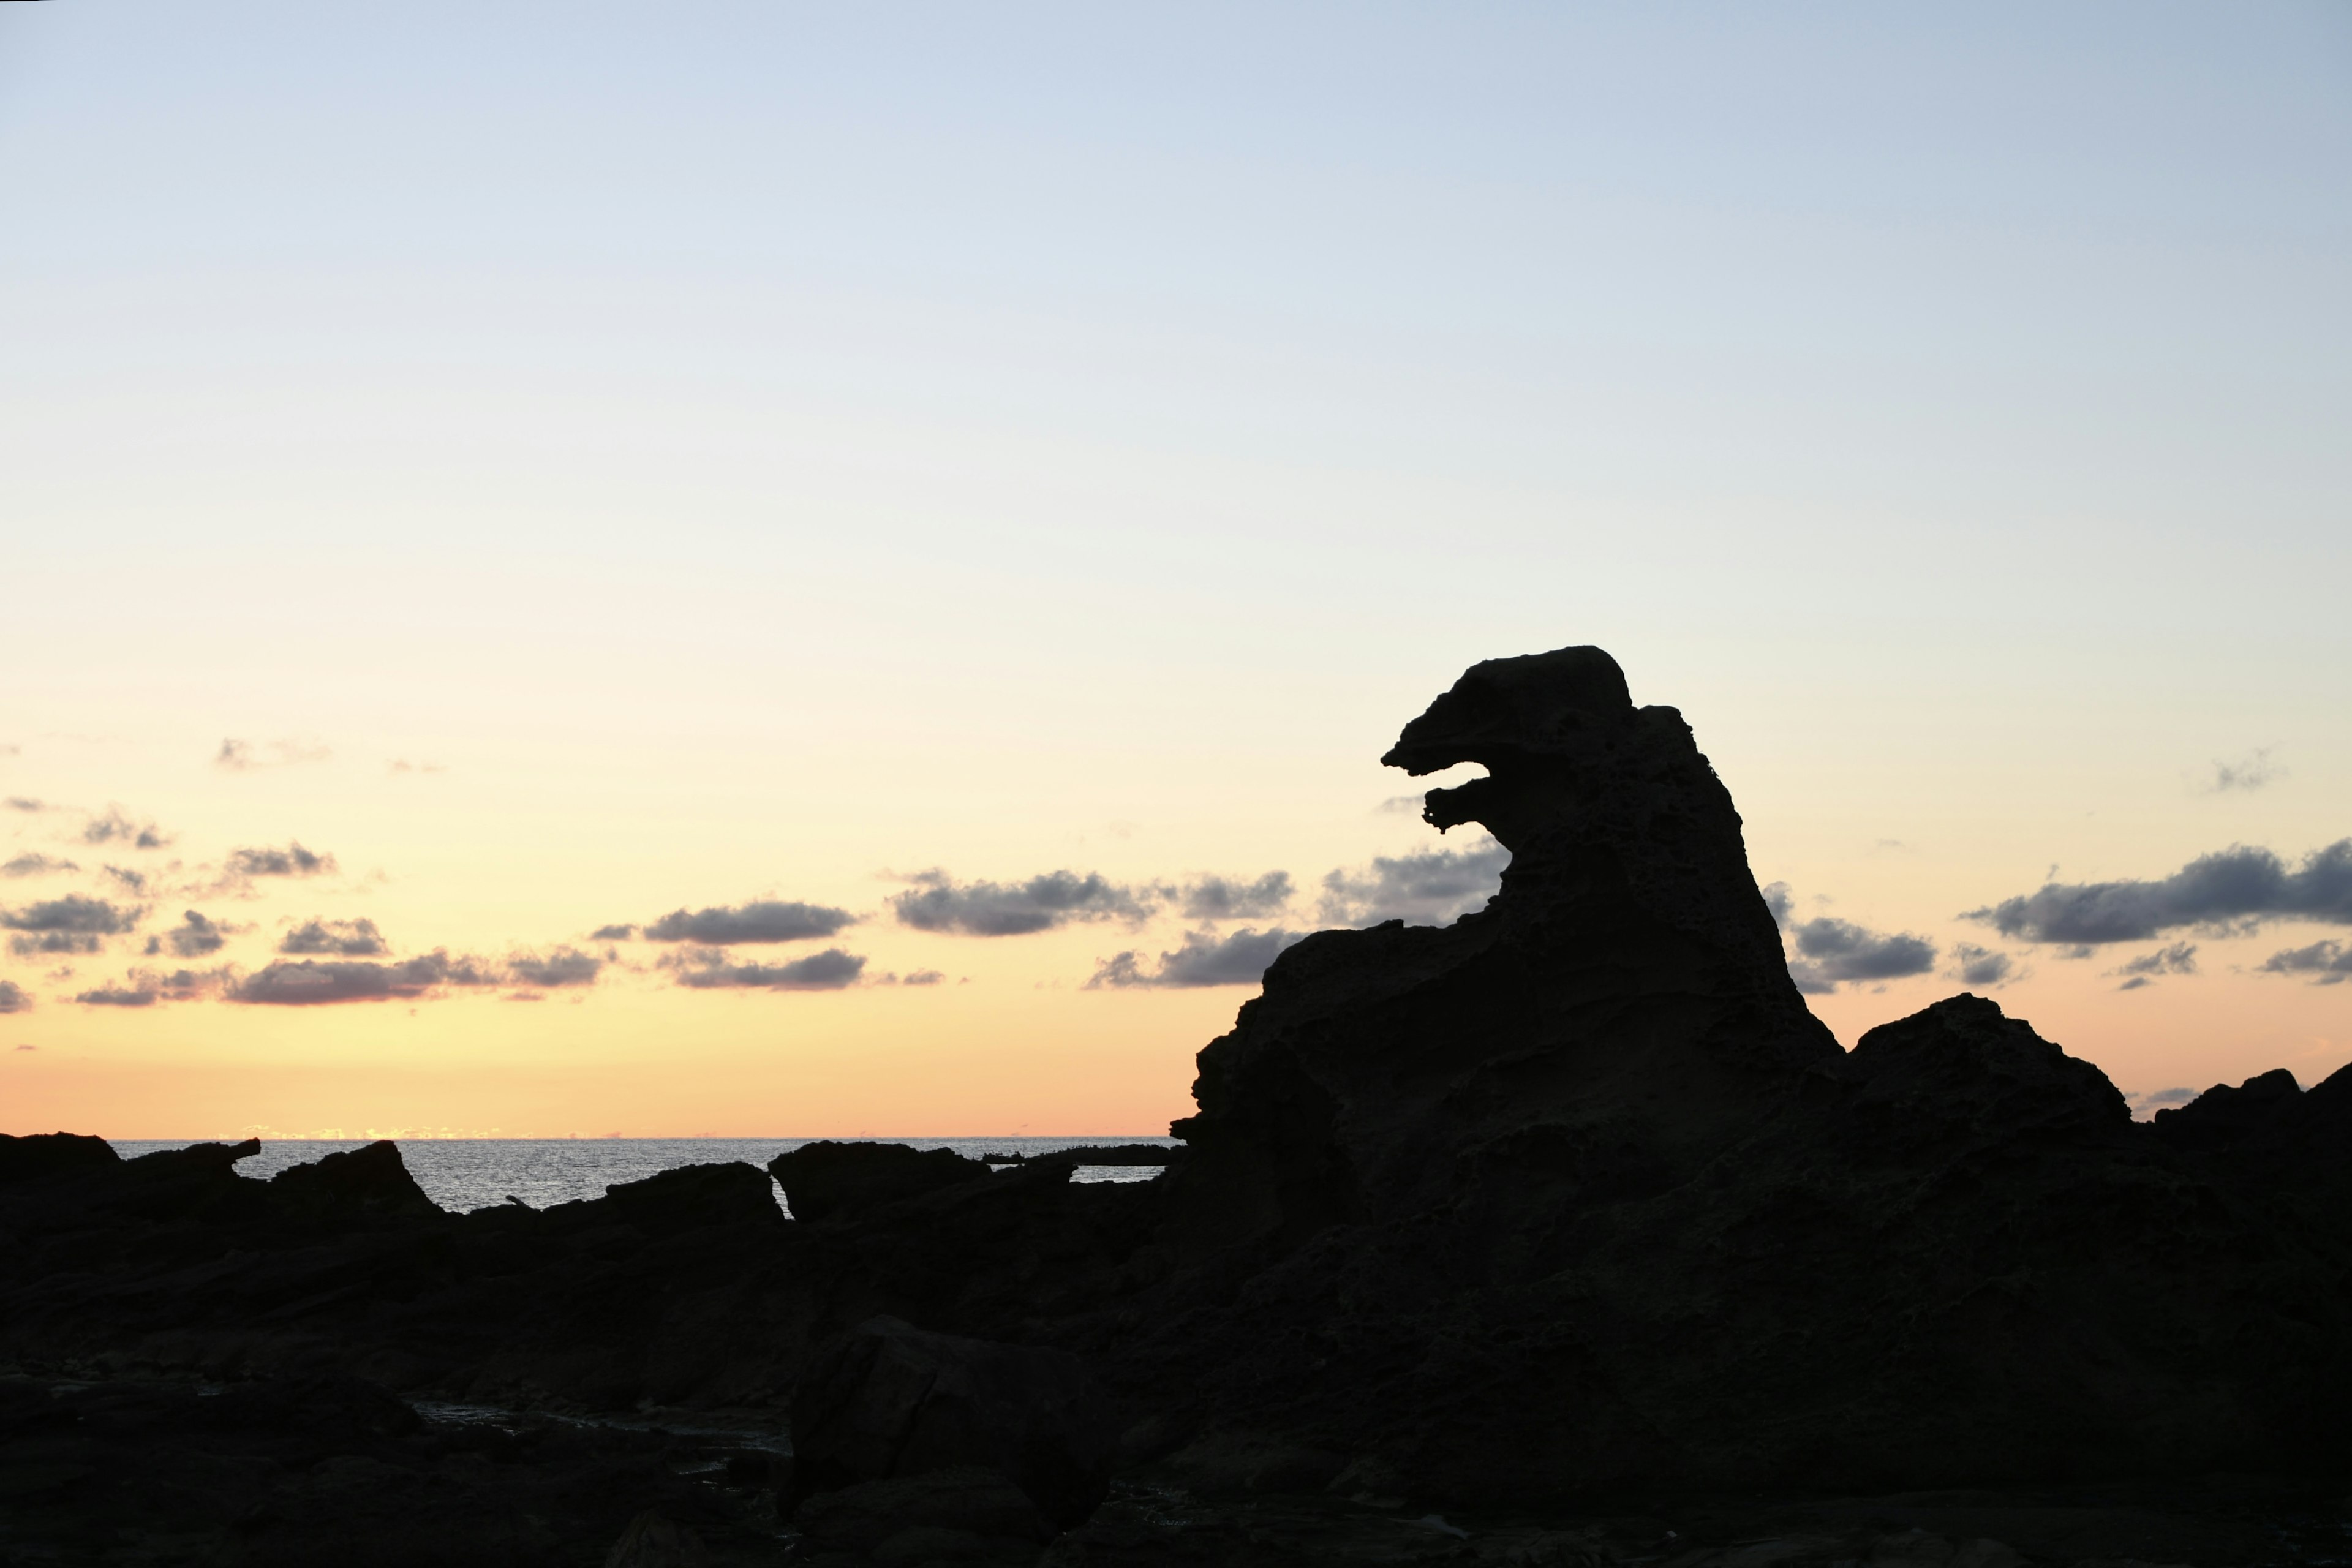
10, 932, 101, 957
507, 946, 601, 989
74, 967, 226, 1008
1949, 943, 2015, 987
151, 910, 230, 958
900, 969, 944, 986
6, 797, 47, 812
102, 865, 149, 894
227, 950, 496, 1006
590, 924, 636, 941
890, 870, 1148, 937
2258, 939, 2352, 986
2, 853, 77, 878
666, 947, 867, 990
279, 917, 389, 957
82, 806, 171, 850
75, 984, 156, 1008
0, 979, 29, 1014
641, 900, 856, 944
1166, 872, 1293, 922
226, 842, 336, 878
1317, 837, 1509, 928
1761, 881, 1795, 925
2111, 943, 2198, 988
215, 737, 332, 773
1088, 927, 1305, 989
2, 895, 143, 936
1966, 840, 2352, 946
1785, 917, 1937, 994
2206, 749, 2282, 794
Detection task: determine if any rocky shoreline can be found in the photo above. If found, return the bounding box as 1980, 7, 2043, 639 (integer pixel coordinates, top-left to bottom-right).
6, 647, 2348, 1565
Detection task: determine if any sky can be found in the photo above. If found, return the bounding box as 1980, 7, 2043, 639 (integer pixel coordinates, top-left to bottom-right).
2, 2, 2348, 1137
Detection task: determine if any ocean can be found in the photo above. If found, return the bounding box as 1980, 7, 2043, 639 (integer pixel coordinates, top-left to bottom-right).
105, 1136, 1177, 1215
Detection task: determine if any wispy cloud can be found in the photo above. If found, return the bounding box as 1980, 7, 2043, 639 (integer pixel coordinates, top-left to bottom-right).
1161, 872, 1293, 922
81, 805, 171, 850
663, 946, 866, 990
1948, 943, 2015, 987
1966, 840, 2352, 945
507, 946, 602, 988
215, 737, 333, 772
74, 967, 229, 1008
226, 842, 336, 879
148, 910, 233, 958
2204, 748, 2283, 794
641, 900, 857, 944
2258, 939, 2352, 986
5, 797, 49, 813
1089, 927, 1304, 989
228, 951, 500, 1006
2108, 941, 2198, 990
1784, 914, 1937, 994
1, 853, 78, 879
1317, 837, 1508, 927
279, 916, 390, 956
890, 870, 1149, 936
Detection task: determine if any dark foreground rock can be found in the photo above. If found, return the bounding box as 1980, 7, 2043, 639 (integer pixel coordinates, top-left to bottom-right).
4, 645, 2352, 1562
791, 1316, 1117, 1526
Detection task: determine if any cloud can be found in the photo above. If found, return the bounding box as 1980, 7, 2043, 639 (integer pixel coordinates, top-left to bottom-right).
102, 865, 149, 894
215, 737, 332, 772
1376, 795, 1427, 815
1761, 881, 1795, 925
81, 806, 171, 850
1089, 927, 1305, 989
506, 946, 601, 988
2128, 1086, 2198, 1120
2109, 942, 2198, 989
590, 924, 636, 941
1317, 837, 1509, 927
890, 870, 1149, 937
149, 910, 231, 958
2205, 748, 2283, 794
10, 932, 102, 957
1949, 943, 2015, 987
641, 900, 857, 944
2258, 939, 2352, 986
74, 967, 228, 1008
1165, 872, 1293, 922
1966, 840, 2352, 946
2, 853, 77, 878
900, 968, 944, 986
279, 917, 389, 957
227, 950, 498, 1006
6, 797, 47, 812
1784, 916, 1937, 994
0, 979, 29, 1014
226, 842, 336, 878
665, 947, 866, 990
1, 895, 143, 936
387, 760, 447, 775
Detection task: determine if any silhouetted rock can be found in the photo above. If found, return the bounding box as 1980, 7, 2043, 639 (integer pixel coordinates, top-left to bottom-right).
771, 1140, 994, 1223
981, 1145, 1180, 1167
266, 1137, 442, 1221
0, 1129, 118, 1186
793, 1315, 1118, 1528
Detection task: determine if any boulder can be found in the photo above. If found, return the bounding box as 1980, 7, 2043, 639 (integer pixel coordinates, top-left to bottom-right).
771, 1142, 993, 1224
792, 1316, 1117, 1528
793, 1466, 1050, 1562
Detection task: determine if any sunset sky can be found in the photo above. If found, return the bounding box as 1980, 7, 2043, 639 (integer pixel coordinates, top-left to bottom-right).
4, 3, 2348, 1138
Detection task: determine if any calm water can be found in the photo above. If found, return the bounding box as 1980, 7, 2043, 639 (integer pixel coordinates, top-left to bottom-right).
105, 1136, 1174, 1215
